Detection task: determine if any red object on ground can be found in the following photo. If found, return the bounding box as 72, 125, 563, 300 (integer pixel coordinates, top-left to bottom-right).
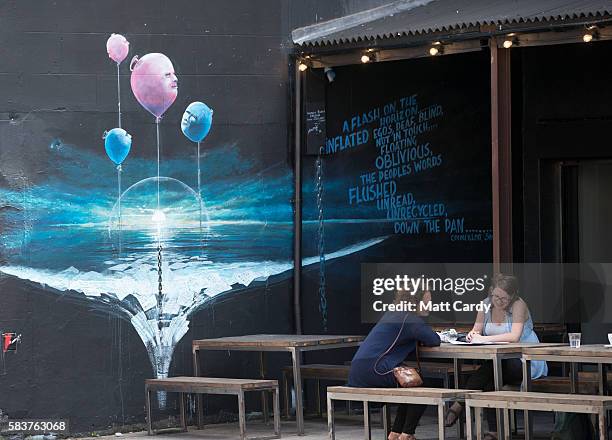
2, 333, 13, 352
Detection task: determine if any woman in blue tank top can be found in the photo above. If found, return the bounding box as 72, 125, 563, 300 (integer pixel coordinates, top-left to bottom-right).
445, 274, 548, 440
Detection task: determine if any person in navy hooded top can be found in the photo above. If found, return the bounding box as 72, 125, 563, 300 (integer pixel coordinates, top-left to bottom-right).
348, 289, 441, 440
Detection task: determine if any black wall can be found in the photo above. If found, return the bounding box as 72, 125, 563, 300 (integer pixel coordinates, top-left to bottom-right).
0, 0, 395, 433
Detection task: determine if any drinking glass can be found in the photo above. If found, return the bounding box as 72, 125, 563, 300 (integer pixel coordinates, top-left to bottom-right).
568, 333, 581, 348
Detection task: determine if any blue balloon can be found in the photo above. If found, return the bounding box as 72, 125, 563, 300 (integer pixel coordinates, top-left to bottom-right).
104, 128, 132, 165
181, 101, 213, 143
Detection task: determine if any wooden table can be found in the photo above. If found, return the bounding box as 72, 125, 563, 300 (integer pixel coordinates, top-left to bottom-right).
522, 344, 612, 439
192, 334, 364, 435
420, 342, 564, 439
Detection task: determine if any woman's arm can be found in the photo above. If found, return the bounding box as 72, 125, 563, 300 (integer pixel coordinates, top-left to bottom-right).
466, 309, 485, 341
410, 322, 441, 347
472, 300, 527, 343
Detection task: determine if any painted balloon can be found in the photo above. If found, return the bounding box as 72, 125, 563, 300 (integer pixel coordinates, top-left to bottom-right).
130, 53, 178, 118
106, 34, 130, 64
104, 128, 132, 165
181, 102, 213, 143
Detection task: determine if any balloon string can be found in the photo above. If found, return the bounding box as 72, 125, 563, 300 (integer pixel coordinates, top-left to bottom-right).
197, 141, 203, 253
116, 63, 122, 129
117, 164, 122, 254
156, 117, 161, 246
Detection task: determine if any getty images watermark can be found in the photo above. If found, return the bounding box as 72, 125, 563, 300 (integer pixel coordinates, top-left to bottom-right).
362, 262, 612, 324
360, 263, 495, 323
371, 274, 489, 312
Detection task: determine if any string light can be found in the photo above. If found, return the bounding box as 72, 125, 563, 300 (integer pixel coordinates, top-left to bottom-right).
429, 42, 443, 56
503, 33, 517, 49
583, 26, 598, 43
298, 62, 308, 72
361, 54, 371, 63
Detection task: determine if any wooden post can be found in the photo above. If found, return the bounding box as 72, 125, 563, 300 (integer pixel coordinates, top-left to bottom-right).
490, 38, 513, 273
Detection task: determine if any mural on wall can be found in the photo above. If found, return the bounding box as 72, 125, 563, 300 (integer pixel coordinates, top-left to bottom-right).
300, 53, 494, 331
0, 34, 387, 400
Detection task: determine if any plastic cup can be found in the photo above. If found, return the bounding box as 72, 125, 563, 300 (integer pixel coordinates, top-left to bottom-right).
568, 333, 581, 348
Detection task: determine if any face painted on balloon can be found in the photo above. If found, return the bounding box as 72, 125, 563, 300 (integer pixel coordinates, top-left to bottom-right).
130, 53, 178, 118
181, 102, 213, 143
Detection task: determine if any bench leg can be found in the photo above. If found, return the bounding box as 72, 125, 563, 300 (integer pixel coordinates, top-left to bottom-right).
503, 409, 511, 439
364, 401, 371, 440
327, 396, 335, 440
475, 406, 483, 440
238, 390, 247, 440
382, 404, 391, 437
600, 409, 608, 440
438, 404, 446, 440
179, 392, 187, 432
466, 403, 473, 440
273, 387, 281, 438
145, 387, 153, 435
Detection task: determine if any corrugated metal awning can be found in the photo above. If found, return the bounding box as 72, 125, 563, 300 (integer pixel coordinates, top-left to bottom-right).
292, 0, 612, 47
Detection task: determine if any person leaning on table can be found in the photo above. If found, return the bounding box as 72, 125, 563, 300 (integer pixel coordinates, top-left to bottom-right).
348, 288, 441, 440
444, 273, 548, 440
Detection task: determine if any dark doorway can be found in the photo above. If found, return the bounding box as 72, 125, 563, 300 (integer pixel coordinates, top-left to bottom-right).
556, 160, 612, 341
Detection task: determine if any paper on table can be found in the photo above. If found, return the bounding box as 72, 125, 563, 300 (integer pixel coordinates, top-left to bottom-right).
448, 340, 510, 345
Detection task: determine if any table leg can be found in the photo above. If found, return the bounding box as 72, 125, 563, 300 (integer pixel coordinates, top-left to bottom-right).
260, 351, 269, 424
493, 356, 504, 440
238, 390, 247, 440
193, 347, 204, 429
475, 406, 483, 439
145, 387, 152, 435
454, 358, 464, 440
570, 362, 578, 394
179, 392, 187, 432
363, 401, 371, 440
327, 395, 335, 440
291, 347, 305, 435
282, 370, 290, 418
522, 359, 533, 440
438, 404, 446, 440
316, 379, 322, 417
466, 402, 473, 440
599, 364, 608, 396
273, 388, 281, 437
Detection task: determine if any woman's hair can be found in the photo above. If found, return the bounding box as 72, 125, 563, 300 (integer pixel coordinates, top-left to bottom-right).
394, 287, 428, 305
489, 273, 520, 308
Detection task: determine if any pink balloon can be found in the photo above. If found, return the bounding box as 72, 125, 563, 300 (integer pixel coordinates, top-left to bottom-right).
106, 34, 129, 64
130, 53, 178, 119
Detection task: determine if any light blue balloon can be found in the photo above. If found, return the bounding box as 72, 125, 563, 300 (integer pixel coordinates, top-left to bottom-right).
104, 128, 132, 165
181, 101, 213, 143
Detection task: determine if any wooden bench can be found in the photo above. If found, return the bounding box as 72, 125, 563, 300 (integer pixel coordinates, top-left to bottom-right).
145, 377, 280, 440
466, 391, 612, 440
326, 386, 476, 440
281, 362, 479, 417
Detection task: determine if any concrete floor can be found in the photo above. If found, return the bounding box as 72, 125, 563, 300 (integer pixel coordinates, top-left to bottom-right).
79, 410, 556, 440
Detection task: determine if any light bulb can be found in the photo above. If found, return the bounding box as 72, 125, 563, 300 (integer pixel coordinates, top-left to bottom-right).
361, 54, 370, 63
583, 33, 593, 43
503, 39, 513, 49
298, 62, 308, 72
429, 46, 439, 56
